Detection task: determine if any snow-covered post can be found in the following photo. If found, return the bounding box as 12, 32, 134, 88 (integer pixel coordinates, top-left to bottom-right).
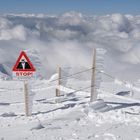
24, 81, 30, 116
90, 48, 106, 102
56, 67, 61, 97
90, 49, 96, 102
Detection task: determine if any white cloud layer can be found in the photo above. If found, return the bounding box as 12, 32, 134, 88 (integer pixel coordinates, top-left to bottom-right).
0, 12, 140, 81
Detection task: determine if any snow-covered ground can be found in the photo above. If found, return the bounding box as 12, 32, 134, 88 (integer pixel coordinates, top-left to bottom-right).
0, 79, 140, 140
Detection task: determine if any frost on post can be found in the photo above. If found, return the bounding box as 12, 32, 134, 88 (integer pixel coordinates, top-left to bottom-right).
95, 48, 106, 96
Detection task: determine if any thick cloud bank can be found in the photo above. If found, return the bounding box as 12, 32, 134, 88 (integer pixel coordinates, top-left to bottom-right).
0, 12, 140, 81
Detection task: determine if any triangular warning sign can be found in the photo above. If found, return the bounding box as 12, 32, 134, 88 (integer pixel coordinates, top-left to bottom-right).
13, 51, 36, 72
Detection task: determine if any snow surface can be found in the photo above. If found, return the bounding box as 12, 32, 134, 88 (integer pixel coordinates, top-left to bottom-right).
0, 79, 140, 140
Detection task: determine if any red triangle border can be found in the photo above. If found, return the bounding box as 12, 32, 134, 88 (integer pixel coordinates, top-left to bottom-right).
12, 51, 36, 72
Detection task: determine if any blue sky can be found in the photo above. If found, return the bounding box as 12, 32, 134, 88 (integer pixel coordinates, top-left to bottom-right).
0, 0, 140, 14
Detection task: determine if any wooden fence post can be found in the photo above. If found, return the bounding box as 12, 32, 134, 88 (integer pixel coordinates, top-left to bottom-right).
90, 49, 97, 102
56, 67, 61, 97
24, 81, 30, 116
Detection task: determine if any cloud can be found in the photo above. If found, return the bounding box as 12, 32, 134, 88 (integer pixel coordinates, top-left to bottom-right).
0, 25, 27, 41
0, 12, 140, 81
